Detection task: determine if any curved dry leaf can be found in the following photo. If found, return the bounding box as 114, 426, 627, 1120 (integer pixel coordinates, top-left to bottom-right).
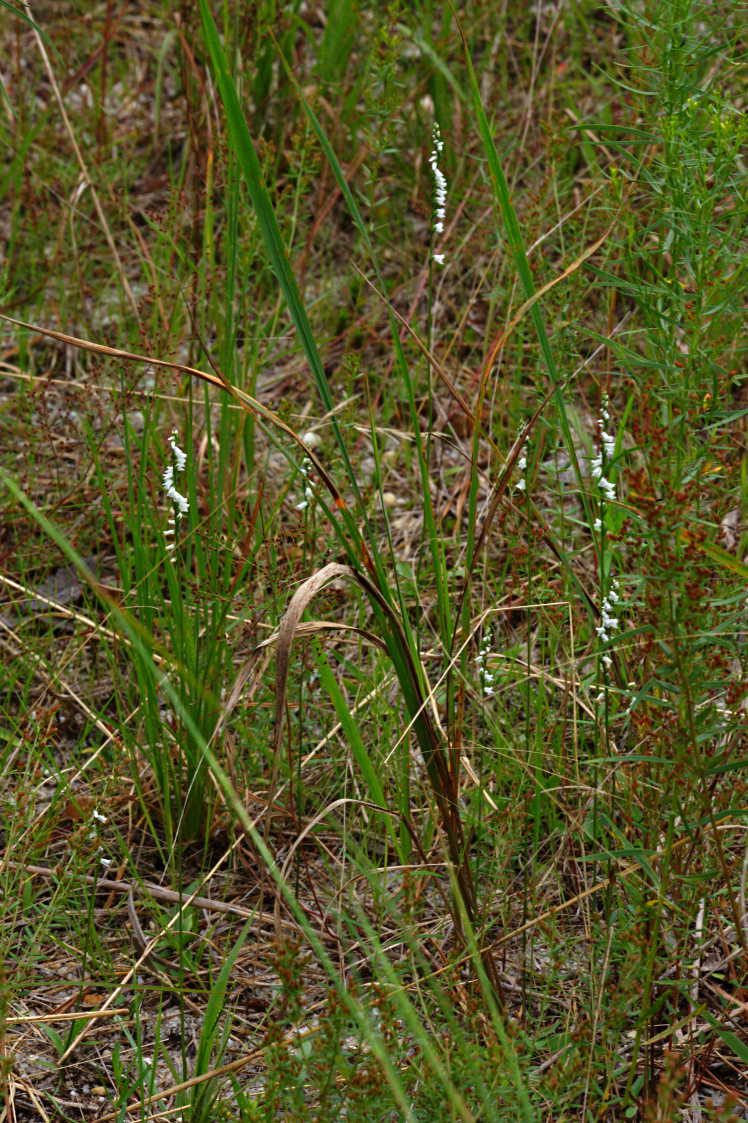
257, 619, 386, 654
272, 562, 353, 789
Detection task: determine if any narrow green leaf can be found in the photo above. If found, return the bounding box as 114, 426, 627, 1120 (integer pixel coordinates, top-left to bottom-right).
704, 1011, 748, 1064
318, 652, 401, 856
197, 0, 365, 528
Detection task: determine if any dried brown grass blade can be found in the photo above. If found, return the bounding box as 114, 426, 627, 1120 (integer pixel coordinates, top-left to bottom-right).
258, 619, 386, 652
271, 562, 353, 795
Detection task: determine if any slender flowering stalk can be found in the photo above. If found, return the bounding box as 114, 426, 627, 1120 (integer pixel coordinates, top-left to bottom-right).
163, 430, 189, 552
429, 123, 447, 265
295, 458, 314, 511
590, 400, 616, 504
596, 578, 621, 670
476, 634, 496, 698
591, 399, 622, 685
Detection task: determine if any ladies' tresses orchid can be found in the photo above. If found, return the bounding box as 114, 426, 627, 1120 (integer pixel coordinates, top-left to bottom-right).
429, 123, 447, 265
163, 430, 189, 552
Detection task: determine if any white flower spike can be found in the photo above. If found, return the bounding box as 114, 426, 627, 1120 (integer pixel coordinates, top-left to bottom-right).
429, 123, 447, 264
163, 430, 189, 552
296, 459, 314, 512
590, 400, 617, 503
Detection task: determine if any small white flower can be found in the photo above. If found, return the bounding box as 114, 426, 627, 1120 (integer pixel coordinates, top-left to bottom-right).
168, 431, 187, 472
515, 446, 527, 492
92, 809, 107, 824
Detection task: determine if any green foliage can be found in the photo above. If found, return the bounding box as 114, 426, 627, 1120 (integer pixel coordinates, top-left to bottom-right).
0, 0, 746, 1118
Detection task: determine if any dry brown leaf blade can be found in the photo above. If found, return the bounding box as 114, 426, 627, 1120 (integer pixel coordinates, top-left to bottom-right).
271, 562, 354, 793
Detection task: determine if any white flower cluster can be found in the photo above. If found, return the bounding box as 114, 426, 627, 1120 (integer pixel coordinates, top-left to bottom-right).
596, 578, 621, 668
429, 123, 447, 265
296, 459, 314, 511
87, 807, 107, 842
475, 635, 496, 697
590, 400, 616, 503
163, 431, 189, 551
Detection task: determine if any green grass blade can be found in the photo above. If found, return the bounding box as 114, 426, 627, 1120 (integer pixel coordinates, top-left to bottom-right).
198, 0, 365, 524
317, 651, 401, 857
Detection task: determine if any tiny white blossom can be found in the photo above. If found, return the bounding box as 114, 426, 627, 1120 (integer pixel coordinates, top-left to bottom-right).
515, 445, 527, 492
168, 431, 187, 472
601, 476, 615, 500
